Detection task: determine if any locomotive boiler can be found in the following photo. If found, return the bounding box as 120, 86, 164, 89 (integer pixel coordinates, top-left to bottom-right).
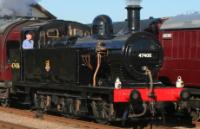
7, 2, 187, 123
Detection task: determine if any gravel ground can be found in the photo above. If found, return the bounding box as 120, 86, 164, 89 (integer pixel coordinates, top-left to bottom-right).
0, 109, 198, 129
0, 110, 81, 129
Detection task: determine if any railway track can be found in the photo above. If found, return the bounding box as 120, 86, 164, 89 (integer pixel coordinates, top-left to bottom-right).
0, 107, 123, 129
0, 107, 197, 129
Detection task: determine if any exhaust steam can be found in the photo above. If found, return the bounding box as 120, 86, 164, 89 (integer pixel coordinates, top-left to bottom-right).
0, 0, 41, 17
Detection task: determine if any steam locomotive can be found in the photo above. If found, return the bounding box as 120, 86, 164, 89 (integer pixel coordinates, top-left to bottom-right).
6, 5, 187, 123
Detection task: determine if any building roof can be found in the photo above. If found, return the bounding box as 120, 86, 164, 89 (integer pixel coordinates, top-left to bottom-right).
31, 4, 56, 19
0, 3, 56, 34
160, 13, 200, 30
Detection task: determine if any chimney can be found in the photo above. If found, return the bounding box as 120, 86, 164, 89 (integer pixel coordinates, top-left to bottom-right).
126, 0, 142, 33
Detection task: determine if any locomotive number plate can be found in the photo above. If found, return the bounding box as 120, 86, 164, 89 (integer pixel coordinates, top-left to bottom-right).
11, 63, 20, 69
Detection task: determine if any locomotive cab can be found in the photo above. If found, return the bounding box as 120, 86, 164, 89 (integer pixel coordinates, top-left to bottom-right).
10, 20, 91, 83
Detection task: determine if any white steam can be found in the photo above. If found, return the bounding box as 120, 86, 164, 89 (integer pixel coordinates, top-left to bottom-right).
0, 0, 41, 17
126, 0, 142, 6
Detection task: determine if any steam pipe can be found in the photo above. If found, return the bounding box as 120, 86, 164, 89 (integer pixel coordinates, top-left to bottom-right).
126, 5, 142, 33
93, 53, 101, 87
93, 41, 107, 87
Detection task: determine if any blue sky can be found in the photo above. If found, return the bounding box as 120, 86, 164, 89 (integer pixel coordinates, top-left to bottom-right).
39, 0, 200, 23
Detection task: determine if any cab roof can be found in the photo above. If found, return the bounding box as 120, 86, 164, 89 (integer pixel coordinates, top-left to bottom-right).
0, 18, 23, 34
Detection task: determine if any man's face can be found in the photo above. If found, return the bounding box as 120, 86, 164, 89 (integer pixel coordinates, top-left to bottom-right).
26, 34, 32, 40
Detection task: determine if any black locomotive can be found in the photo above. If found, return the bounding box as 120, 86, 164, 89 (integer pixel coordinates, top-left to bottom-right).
7, 5, 186, 124
8, 13, 164, 122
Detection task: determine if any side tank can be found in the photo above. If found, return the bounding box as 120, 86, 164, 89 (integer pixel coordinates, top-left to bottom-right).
75, 33, 163, 85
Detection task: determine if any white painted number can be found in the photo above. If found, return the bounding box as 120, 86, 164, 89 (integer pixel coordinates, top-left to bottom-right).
138, 53, 152, 58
